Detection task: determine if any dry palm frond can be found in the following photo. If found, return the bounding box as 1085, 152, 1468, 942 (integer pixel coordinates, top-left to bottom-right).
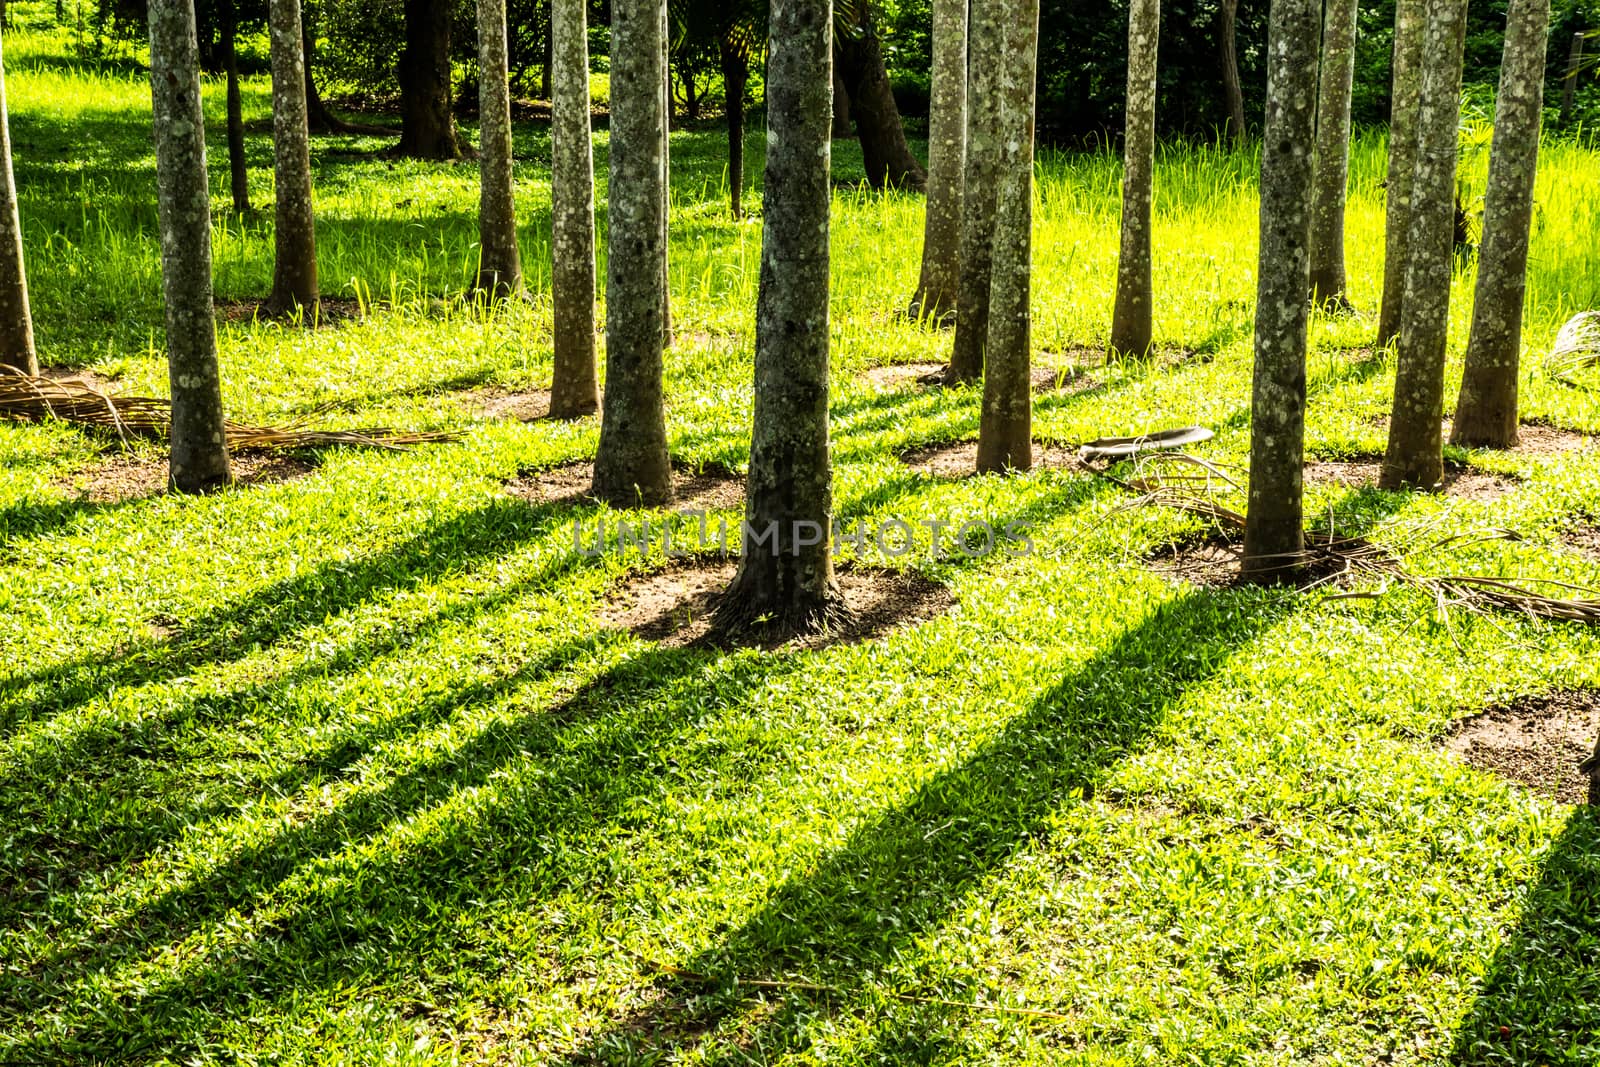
1543, 311, 1600, 385
0, 366, 459, 452
1106, 451, 1600, 623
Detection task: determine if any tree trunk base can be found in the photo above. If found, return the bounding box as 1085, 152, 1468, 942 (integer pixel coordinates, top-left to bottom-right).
907, 289, 957, 327
708, 567, 855, 645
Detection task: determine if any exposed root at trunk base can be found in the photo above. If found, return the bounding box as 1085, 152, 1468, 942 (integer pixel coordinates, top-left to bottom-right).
597, 558, 955, 650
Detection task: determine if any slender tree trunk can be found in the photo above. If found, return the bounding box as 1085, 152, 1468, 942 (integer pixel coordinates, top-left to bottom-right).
1308, 0, 1358, 307
976, 0, 1038, 474
1381, 0, 1468, 490
1561, 31, 1585, 123
908, 0, 966, 323
221, 3, 249, 215
947, 0, 1004, 383
549, 0, 598, 418
541, 0, 553, 99
660, 0, 672, 347
147, 0, 231, 492
1109, 0, 1159, 358
301, 12, 383, 135
1241, 0, 1319, 581
475, 0, 522, 298
712, 0, 846, 639
1451, 0, 1549, 448
835, 5, 927, 191
398, 0, 464, 159
720, 36, 749, 220
265, 0, 318, 316
831, 65, 852, 138
0, 33, 37, 377
591, 0, 672, 506
1220, 0, 1246, 144
1377, 0, 1425, 347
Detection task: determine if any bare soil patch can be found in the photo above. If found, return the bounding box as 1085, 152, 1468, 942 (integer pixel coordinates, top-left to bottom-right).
57, 450, 317, 504
1143, 532, 1360, 590
466, 386, 557, 422
1032, 365, 1103, 396
899, 438, 1083, 478
216, 298, 366, 329
1446, 690, 1599, 804
507, 459, 744, 511
1304, 457, 1519, 500
1560, 517, 1600, 559
862, 362, 947, 392
1366, 416, 1592, 456
597, 557, 956, 650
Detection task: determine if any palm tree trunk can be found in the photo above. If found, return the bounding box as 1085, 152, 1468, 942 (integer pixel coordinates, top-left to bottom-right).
398, 0, 465, 159
835, 4, 927, 191
1381, 0, 1468, 490
1451, 0, 1550, 448
475, 0, 523, 298
147, 0, 231, 492
720, 36, 748, 220
976, 0, 1038, 473
266, 0, 318, 316
1377, 0, 1425, 347
1308, 0, 1358, 307
908, 0, 966, 323
1109, 0, 1160, 358
947, 0, 1004, 383
0, 31, 37, 376
712, 0, 846, 640
221, 2, 249, 215
1241, 0, 1319, 581
1219, 0, 1246, 144
549, 0, 598, 418
591, 0, 672, 506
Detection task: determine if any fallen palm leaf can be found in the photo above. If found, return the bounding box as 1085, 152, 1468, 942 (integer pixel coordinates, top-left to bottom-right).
1108, 451, 1600, 621
0, 366, 459, 452
1544, 310, 1600, 386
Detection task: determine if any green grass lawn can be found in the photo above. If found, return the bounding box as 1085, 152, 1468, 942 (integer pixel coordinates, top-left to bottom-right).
3, 6, 1600, 1064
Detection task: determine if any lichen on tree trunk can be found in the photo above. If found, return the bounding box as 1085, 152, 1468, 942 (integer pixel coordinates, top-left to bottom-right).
591, 0, 671, 506
1109, 0, 1159, 359
147, 0, 231, 492
976, 0, 1038, 475
1451, 0, 1549, 449
1381, 0, 1468, 491
1377, 0, 1424, 347
0, 31, 38, 377
1241, 0, 1318, 581
1308, 0, 1358, 308
947, 0, 1004, 384
474, 0, 523, 299
548, 0, 598, 419
265, 0, 319, 317
712, 0, 847, 640
908, 0, 965, 324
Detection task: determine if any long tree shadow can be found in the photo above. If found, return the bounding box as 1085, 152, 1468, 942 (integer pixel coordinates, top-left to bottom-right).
554, 586, 1293, 1064
1447, 807, 1600, 1066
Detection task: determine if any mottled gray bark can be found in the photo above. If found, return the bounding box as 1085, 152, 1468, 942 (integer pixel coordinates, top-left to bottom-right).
976, 0, 1038, 473
221, 4, 249, 215
1377, 0, 1424, 347
1109, 0, 1159, 358
148, 0, 231, 492
947, 0, 1004, 383
1381, 0, 1468, 490
591, 0, 671, 506
1308, 0, 1358, 307
1452, 0, 1549, 448
660, 0, 672, 348
549, 0, 598, 418
1241, 0, 1318, 581
265, 0, 318, 316
0, 32, 37, 377
908, 0, 966, 323
1220, 0, 1246, 144
712, 0, 845, 639
475, 0, 523, 299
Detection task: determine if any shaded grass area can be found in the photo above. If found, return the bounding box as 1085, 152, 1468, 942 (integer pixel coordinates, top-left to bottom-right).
2, 4, 1600, 1063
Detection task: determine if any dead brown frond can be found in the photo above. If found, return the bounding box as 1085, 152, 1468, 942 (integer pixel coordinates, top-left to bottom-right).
0, 366, 459, 452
